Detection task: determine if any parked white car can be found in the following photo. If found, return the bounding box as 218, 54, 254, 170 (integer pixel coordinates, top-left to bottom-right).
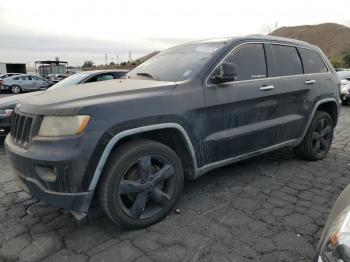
0, 74, 52, 94
337, 71, 350, 104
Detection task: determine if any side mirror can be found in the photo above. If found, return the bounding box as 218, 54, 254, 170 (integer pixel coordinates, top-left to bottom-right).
212, 62, 237, 84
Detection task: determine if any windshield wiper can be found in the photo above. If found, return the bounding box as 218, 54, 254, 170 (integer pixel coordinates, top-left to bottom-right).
136, 72, 159, 80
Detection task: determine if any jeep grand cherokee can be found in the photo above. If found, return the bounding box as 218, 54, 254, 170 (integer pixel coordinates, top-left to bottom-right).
5, 35, 341, 228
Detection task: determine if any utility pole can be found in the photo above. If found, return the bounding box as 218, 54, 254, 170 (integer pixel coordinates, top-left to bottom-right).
116, 55, 119, 65
129, 51, 132, 63
105, 53, 107, 66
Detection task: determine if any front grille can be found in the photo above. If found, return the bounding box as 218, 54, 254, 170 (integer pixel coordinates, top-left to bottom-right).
10, 112, 33, 147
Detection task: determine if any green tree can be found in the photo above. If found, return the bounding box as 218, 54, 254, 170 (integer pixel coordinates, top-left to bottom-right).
82, 60, 94, 68
342, 53, 350, 68
331, 60, 343, 69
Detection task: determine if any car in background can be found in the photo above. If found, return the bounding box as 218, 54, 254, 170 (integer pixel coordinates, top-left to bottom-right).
48, 69, 128, 90
46, 73, 69, 83
0, 74, 53, 94
315, 185, 350, 261
0, 73, 23, 80
337, 71, 350, 105
0, 70, 128, 137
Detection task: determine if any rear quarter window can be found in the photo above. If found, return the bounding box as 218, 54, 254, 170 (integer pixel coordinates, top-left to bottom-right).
269, 45, 303, 77
299, 48, 328, 74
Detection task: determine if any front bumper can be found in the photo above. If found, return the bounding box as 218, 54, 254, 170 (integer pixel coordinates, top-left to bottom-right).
4, 131, 100, 212
14, 170, 93, 212
340, 93, 350, 103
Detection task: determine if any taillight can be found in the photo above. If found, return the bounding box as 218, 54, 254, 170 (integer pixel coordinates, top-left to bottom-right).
0, 80, 3, 86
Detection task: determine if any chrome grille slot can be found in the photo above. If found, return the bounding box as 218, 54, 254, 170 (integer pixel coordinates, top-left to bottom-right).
10, 112, 33, 147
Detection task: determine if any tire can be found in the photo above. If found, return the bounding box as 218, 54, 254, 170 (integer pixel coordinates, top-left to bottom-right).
294, 111, 334, 161
10, 85, 22, 94
98, 139, 184, 229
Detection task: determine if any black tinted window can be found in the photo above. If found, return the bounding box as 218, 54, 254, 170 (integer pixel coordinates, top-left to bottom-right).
299, 48, 328, 74
269, 45, 303, 77
223, 44, 267, 81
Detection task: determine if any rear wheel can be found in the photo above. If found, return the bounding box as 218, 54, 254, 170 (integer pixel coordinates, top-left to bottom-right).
98, 139, 184, 229
10, 85, 22, 94
294, 111, 334, 161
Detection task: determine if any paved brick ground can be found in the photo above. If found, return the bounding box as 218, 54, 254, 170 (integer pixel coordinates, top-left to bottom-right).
0, 106, 349, 262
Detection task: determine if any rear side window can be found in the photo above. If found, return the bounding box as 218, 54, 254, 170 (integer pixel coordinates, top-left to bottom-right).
220, 44, 267, 81
269, 45, 303, 77
299, 48, 328, 74
96, 74, 114, 81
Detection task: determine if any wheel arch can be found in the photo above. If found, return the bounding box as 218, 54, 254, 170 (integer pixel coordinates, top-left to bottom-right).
300, 98, 339, 141
88, 123, 197, 191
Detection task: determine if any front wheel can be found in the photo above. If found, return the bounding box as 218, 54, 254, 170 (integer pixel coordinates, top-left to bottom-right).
294, 111, 334, 161
98, 139, 184, 229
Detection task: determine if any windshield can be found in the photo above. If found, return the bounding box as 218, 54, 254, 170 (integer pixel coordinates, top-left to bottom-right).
49, 72, 90, 90
127, 42, 226, 82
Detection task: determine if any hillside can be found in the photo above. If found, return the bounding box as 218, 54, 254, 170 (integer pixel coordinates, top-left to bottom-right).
270, 23, 350, 65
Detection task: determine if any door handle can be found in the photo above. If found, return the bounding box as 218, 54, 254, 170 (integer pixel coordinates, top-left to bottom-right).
305, 80, 316, 85
259, 85, 275, 91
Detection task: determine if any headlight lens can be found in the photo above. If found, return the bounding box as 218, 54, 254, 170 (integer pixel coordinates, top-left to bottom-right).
321, 207, 350, 261
38, 115, 90, 137
0, 109, 13, 117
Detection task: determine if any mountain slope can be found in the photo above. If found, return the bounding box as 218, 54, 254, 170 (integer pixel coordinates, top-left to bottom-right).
270, 23, 350, 63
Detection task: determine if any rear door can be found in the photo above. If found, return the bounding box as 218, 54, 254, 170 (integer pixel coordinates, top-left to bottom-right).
202, 43, 280, 164
298, 47, 333, 96
265, 44, 320, 143
18, 76, 33, 90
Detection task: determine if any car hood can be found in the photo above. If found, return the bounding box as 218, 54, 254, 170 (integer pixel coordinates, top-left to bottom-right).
0, 92, 43, 109
18, 79, 177, 115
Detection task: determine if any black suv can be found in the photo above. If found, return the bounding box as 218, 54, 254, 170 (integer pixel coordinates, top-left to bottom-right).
5, 36, 341, 228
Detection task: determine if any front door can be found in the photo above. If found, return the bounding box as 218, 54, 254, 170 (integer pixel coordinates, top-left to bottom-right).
202, 43, 280, 165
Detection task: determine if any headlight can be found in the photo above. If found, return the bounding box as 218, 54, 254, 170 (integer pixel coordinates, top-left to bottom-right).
320, 207, 350, 261
340, 85, 350, 95
0, 109, 14, 117
38, 115, 90, 137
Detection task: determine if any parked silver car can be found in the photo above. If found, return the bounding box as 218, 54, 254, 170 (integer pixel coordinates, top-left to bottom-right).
0, 74, 52, 94
0, 73, 23, 80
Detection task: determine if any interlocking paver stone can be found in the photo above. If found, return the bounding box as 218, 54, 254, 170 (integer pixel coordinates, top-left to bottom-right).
0, 106, 349, 261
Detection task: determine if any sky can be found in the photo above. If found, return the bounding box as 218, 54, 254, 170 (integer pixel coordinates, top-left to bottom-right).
0, 0, 349, 66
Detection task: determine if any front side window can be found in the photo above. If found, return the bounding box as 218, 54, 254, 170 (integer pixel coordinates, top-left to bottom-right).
299, 48, 328, 74
269, 45, 303, 77
216, 43, 267, 82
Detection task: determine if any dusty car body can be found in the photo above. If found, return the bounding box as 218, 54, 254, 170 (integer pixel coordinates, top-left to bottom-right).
5, 35, 341, 228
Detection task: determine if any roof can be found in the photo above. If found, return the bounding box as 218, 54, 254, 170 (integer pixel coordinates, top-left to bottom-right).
188, 35, 315, 49
77, 69, 129, 74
